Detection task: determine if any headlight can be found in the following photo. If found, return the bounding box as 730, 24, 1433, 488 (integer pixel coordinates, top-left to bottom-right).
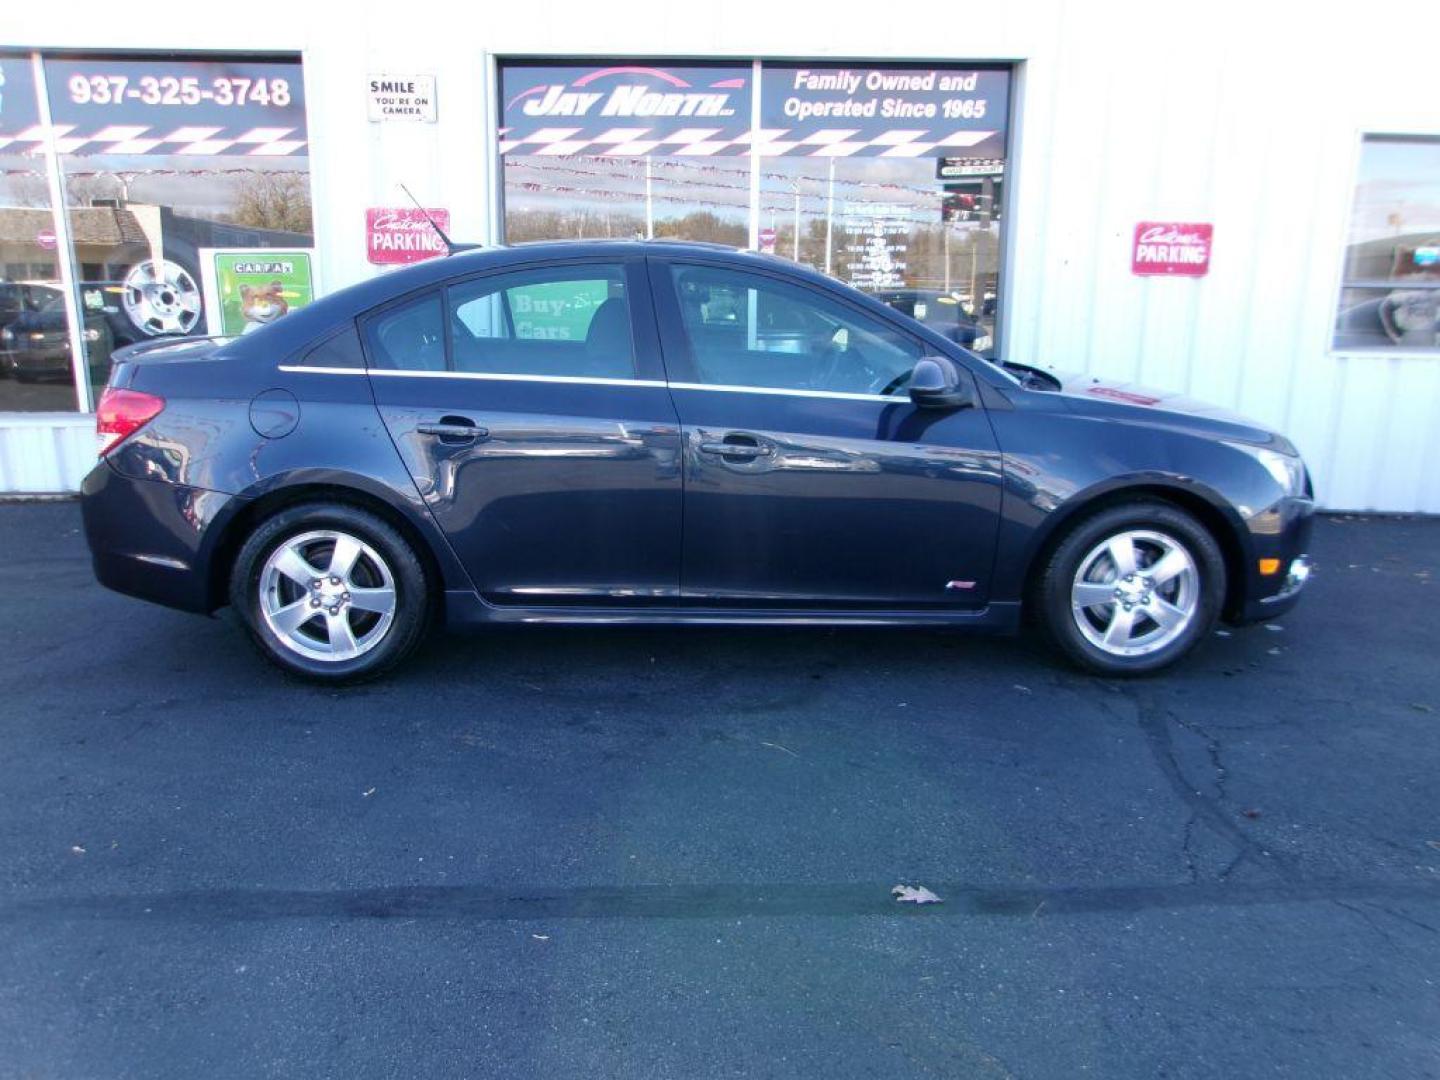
0, 328, 12, 342
28, 331, 46, 341
83, 328, 101, 342
1225, 441, 1306, 497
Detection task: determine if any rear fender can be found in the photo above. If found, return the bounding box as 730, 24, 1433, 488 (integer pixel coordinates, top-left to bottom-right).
201, 467, 477, 612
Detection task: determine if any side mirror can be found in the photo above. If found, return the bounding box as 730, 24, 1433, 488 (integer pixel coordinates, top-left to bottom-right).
908, 355, 976, 410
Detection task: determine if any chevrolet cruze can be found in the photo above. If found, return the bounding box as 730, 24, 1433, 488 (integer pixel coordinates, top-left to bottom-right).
80, 241, 1314, 682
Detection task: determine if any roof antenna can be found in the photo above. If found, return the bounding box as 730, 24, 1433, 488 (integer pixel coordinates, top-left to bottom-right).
399, 183, 466, 255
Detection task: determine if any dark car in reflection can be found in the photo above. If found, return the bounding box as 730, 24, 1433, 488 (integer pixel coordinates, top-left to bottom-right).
873, 288, 992, 354
0, 283, 143, 384
81, 241, 1314, 683
0, 288, 113, 383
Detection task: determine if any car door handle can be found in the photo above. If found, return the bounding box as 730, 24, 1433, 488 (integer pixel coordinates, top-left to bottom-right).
417, 419, 489, 443
699, 440, 772, 458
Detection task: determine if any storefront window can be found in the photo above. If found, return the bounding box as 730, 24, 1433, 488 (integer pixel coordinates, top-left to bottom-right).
0, 52, 76, 413
498, 60, 1011, 355
1334, 135, 1440, 351
500, 63, 752, 245
0, 53, 313, 414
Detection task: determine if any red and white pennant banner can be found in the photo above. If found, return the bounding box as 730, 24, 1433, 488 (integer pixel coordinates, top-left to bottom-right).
0, 124, 307, 157
499, 126, 999, 158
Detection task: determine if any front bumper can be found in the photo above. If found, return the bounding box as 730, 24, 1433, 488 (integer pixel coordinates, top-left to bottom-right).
81, 459, 237, 613
1233, 495, 1315, 622
8, 344, 74, 378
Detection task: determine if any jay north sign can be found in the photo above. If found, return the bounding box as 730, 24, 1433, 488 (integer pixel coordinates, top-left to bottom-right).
500, 64, 753, 151
498, 61, 1008, 159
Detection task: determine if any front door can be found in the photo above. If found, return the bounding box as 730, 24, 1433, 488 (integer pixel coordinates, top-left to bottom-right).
363, 257, 683, 605
650, 257, 1003, 608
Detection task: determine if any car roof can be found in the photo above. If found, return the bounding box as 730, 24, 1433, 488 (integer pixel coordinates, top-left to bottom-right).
222, 239, 1004, 384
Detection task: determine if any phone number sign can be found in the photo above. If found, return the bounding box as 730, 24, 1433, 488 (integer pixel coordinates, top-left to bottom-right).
36, 58, 307, 156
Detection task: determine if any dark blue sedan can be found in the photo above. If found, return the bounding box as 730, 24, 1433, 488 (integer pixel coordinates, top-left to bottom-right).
81, 241, 1314, 681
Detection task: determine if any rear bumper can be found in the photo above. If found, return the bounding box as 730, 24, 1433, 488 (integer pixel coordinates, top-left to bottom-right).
81, 459, 236, 614
1232, 496, 1316, 622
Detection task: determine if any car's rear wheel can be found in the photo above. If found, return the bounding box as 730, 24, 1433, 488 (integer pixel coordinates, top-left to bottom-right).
230, 503, 430, 682
1036, 502, 1226, 675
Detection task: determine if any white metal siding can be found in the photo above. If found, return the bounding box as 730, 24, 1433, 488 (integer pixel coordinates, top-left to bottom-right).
0, 415, 95, 493
3, 0, 1436, 510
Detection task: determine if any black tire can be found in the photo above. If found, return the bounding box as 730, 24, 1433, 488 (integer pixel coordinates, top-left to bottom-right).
229, 502, 430, 683
1035, 501, 1226, 676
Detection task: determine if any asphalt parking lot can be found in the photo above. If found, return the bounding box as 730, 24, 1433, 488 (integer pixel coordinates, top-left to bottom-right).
0, 502, 1437, 1079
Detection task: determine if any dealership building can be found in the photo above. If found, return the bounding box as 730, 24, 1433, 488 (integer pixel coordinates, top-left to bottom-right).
2, 1, 1437, 512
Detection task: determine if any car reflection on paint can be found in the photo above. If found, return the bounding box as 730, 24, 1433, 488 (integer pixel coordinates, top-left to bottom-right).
872, 288, 992, 354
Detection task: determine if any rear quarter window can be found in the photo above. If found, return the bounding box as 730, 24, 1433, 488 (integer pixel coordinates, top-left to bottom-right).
301, 324, 365, 369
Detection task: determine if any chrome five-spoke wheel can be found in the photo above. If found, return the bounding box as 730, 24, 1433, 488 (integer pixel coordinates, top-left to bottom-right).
1070, 529, 1198, 658
259, 529, 397, 662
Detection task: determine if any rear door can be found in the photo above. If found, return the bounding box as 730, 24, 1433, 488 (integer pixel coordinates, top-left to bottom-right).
650, 256, 1004, 609
363, 257, 683, 606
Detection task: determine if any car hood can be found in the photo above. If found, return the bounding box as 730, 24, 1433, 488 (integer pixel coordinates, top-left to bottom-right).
1048, 370, 1295, 453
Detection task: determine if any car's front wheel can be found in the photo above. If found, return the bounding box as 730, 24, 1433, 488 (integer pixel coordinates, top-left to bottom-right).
230, 503, 430, 682
1036, 502, 1226, 675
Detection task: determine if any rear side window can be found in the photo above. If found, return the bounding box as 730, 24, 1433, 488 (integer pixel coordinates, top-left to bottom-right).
448, 265, 635, 380
365, 292, 445, 371
302, 324, 365, 369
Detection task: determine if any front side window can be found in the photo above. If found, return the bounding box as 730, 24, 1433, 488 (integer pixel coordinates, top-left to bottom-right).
448, 265, 634, 379
1334, 135, 1440, 351
668, 265, 921, 396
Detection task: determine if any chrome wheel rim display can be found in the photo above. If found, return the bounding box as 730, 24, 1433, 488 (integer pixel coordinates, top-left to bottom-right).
1071, 529, 1199, 657
121, 259, 202, 336
259, 530, 397, 662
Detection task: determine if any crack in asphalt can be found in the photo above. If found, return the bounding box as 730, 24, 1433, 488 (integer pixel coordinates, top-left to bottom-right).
1111, 682, 1297, 883
3, 879, 1439, 923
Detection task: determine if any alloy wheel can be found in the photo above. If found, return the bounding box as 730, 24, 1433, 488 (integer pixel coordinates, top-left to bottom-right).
1070, 529, 1199, 657
121, 259, 202, 337
258, 529, 397, 662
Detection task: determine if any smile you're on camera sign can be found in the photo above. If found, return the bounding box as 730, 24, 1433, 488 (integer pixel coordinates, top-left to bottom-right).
366, 73, 436, 122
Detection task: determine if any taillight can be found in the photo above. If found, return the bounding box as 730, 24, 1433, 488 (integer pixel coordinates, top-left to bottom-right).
96, 387, 165, 458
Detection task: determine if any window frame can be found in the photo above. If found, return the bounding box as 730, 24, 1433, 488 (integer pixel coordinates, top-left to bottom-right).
358, 288, 448, 373
1329, 129, 1440, 358
355, 255, 666, 383
648, 255, 935, 398
446, 261, 636, 378
494, 58, 1019, 365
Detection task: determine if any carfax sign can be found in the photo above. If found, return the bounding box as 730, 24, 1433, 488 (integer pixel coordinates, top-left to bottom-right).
200, 249, 316, 336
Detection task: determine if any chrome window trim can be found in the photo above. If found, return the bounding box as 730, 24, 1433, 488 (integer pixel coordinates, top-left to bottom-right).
274, 366, 905, 403
277, 365, 664, 388
667, 381, 898, 404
